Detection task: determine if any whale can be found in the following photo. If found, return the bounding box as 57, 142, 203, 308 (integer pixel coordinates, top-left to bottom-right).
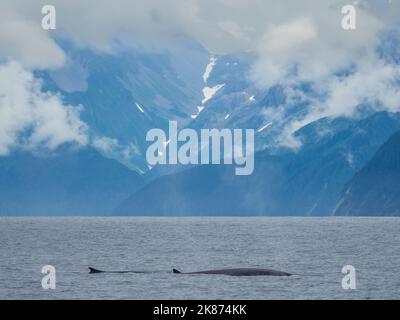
89, 267, 291, 276
172, 268, 291, 277
88, 267, 151, 274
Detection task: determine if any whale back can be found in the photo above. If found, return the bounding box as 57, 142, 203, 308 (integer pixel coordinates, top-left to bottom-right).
175, 268, 291, 276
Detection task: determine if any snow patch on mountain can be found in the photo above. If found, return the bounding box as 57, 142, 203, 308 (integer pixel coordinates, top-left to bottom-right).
135, 102, 145, 113
257, 122, 272, 133
192, 56, 225, 119
202, 84, 225, 104
203, 56, 217, 83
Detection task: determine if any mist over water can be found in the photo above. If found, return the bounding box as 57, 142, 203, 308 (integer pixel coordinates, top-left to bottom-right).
0, 217, 399, 299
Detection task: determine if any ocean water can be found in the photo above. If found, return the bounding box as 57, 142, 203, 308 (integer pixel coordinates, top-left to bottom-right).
0, 217, 399, 300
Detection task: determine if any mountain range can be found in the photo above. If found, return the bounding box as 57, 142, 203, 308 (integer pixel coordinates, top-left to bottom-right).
115, 112, 400, 216
1, 34, 400, 216
0, 146, 143, 215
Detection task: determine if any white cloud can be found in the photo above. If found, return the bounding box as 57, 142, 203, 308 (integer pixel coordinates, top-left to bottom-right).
0, 1, 392, 79
0, 0, 389, 55
92, 136, 119, 153
0, 4, 65, 69
251, 3, 384, 87
320, 60, 400, 117
261, 18, 317, 54
93, 136, 141, 160
276, 58, 400, 149
0, 61, 88, 155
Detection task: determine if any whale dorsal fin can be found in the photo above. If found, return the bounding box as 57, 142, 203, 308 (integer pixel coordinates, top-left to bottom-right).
89, 267, 102, 273
173, 268, 181, 274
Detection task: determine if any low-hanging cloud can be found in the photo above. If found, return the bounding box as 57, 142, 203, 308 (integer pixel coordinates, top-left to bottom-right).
251, 2, 385, 87
0, 1, 392, 56
0, 3, 65, 69
0, 1, 394, 79
276, 59, 400, 149
0, 61, 88, 155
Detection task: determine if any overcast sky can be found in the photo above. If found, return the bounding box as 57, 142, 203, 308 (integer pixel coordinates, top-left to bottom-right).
0, 1, 398, 66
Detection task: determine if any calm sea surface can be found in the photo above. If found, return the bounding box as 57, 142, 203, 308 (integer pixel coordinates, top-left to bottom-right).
0, 217, 399, 299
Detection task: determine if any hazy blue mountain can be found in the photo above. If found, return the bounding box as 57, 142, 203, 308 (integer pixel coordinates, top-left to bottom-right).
36, 37, 210, 173
114, 112, 400, 216
0, 147, 144, 215
334, 130, 400, 216
132, 31, 400, 215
